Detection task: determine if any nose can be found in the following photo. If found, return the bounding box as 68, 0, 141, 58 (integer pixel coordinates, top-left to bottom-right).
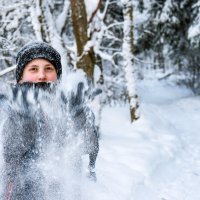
38, 70, 47, 82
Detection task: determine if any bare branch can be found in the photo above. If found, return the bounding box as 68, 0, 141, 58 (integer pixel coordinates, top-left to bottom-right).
88, 0, 103, 24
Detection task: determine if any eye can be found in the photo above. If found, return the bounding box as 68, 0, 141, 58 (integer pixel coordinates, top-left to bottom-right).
29, 67, 38, 72
45, 66, 55, 71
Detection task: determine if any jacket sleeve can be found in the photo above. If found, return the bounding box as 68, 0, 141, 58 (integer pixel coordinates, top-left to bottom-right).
3, 113, 37, 180
67, 82, 99, 154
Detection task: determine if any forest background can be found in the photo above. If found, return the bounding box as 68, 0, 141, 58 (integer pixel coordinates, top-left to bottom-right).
0, 0, 200, 123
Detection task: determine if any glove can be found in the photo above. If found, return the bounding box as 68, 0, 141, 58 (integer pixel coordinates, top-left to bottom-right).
9, 82, 55, 116
68, 82, 85, 118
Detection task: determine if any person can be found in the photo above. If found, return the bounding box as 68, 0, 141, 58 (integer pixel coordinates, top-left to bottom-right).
0, 42, 99, 200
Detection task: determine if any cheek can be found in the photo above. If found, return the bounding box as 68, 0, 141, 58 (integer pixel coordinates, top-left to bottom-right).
47, 72, 58, 81
21, 72, 38, 82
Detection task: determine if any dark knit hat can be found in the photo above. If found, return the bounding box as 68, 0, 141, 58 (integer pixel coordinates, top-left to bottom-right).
16, 42, 62, 82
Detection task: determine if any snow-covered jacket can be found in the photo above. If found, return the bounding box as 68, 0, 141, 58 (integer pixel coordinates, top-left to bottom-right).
0, 82, 99, 199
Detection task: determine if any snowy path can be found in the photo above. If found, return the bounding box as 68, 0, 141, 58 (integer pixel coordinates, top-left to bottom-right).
82, 80, 200, 200
145, 96, 200, 200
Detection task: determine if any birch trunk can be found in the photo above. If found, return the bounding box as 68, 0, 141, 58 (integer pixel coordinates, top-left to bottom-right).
122, 0, 140, 122
29, 0, 45, 42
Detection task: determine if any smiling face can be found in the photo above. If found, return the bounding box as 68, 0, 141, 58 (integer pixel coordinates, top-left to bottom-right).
19, 58, 58, 83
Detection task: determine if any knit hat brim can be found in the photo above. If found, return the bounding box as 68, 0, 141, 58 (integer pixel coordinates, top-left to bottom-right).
16, 42, 62, 82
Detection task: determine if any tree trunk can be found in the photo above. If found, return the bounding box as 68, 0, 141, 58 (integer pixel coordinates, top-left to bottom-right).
70, 0, 95, 81
122, 0, 140, 122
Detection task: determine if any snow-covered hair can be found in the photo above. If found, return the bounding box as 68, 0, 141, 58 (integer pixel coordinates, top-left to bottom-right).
16, 42, 62, 82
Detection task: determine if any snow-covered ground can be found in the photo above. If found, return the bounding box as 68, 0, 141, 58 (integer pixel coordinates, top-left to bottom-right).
82, 78, 200, 200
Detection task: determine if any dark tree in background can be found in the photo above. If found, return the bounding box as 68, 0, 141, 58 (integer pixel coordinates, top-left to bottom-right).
70, 0, 96, 81
134, 0, 200, 93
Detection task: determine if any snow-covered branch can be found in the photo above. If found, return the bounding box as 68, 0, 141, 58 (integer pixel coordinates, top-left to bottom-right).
0, 2, 29, 11
0, 65, 16, 77
56, 1, 70, 34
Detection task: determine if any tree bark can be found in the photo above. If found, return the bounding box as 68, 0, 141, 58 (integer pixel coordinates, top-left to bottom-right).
70, 0, 95, 81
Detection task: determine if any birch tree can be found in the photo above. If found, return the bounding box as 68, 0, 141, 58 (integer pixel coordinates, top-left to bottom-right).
122, 0, 139, 122
29, 0, 71, 73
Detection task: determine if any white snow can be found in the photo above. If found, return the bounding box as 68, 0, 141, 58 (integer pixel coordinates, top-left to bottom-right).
81, 76, 200, 200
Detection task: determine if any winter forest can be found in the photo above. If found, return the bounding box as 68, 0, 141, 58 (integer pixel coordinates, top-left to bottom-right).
0, 0, 200, 199
0, 0, 200, 118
